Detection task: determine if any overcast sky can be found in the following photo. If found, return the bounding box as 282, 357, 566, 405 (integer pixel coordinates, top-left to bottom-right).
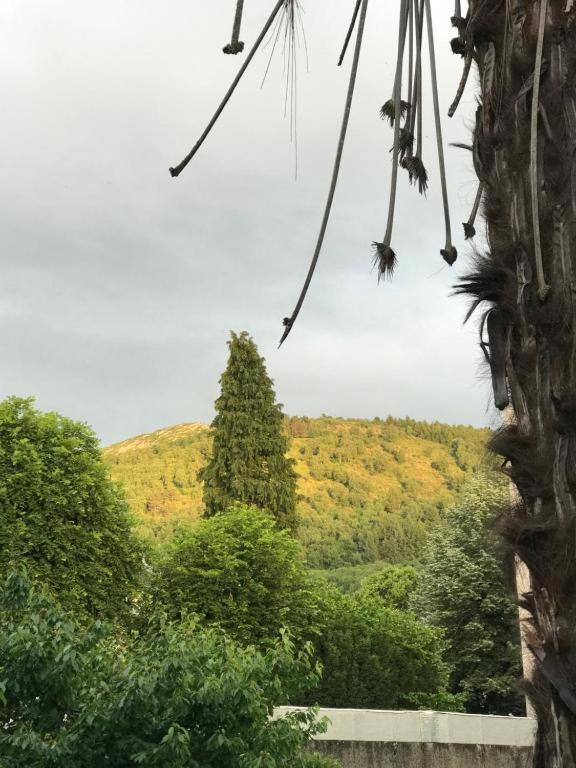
1, 0, 499, 446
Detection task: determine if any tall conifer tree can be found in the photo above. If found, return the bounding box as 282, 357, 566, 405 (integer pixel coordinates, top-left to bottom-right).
200, 332, 297, 529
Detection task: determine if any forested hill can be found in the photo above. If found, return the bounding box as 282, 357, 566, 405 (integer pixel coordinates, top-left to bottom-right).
104, 416, 491, 569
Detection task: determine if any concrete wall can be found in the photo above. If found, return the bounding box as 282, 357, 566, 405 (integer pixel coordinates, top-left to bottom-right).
310, 740, 533, 768
275, 708, 537, 768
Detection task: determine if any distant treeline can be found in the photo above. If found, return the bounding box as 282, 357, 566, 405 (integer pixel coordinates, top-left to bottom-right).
104, 415, 493, 568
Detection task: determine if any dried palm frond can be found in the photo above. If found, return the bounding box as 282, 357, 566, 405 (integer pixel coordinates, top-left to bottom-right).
372, 242, 397, 281
403, 155, 428, 194
169, 0, 287, 177
374, 0, 410, 274
171, 0, 458, 341
530, 0, 550, 301
223, 0, 246, 54
463, 182, 484, 239
380, 99, 411, 126
278, 0, 370, 346
338, 0, 362, 66
424, 0, 457, 265
448, 51, 473, 117
260, 0, 308, 176
406, 0, 427, 194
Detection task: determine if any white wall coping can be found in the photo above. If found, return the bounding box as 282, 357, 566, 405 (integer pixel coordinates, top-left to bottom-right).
274, 707, 537, 747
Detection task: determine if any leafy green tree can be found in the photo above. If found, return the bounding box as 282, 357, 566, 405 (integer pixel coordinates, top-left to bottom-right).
0, 396, 142, 620
0, 570, 335, 768
152, 505, 318, 647
361, 564, 417, 610
200, 332, 297, 530
305, 581, 463, 711
413, 475, 523, 715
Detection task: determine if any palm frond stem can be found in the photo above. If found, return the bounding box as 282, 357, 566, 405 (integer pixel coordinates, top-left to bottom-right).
448, 50, 473, 117
403, 0, 427, 193
425, 0, 457, 265
530, 0, 550, 301
278, 0, 370, 346
407, 0, 414, 110
338, 0, 362, 67
169, 0, 286, 177
223, 0, 246, 54
463, 182, 483, 239
375, 0, 410, 280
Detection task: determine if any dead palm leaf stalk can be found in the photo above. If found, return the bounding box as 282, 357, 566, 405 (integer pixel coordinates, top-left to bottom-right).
279, 0, 370, 346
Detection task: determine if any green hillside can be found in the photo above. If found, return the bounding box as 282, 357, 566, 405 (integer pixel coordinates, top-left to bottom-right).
104, 416, 492, 569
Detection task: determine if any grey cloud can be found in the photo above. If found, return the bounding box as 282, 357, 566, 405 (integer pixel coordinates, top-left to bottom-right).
1, 0, 493, 445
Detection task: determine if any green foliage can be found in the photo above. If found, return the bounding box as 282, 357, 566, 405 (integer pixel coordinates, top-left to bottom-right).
311, 560, 391, 594
0, 397, 142, 621
105, 424, 212, 546
413, 474, 523, 715
305, 583, 463, 711
200, 332, 298, 530
152, 505, 319, 647
105, 415, 491, 568
0, 570, 335, 768
361, 564, 417, 610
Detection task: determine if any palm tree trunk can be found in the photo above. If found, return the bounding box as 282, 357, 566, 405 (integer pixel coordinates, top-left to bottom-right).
461, 1, 576, 764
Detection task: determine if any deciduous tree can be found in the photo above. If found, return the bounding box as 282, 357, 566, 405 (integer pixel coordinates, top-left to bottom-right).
0, 570, 334, 768
0, 397, 142, 620
414, 475, 523, 715
152, 505, 316, 646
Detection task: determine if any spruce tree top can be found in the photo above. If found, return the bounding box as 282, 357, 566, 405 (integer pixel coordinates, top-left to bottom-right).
200, 332, 297, 529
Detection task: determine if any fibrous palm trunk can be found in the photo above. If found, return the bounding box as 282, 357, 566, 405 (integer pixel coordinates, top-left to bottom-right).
458, 1, 576, 764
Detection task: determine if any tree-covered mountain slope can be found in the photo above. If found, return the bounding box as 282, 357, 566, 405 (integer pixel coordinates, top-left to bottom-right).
104, 416, 491, 569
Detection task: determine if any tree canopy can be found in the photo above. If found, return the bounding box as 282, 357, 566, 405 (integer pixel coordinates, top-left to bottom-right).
0, 570, 335, 768
0, 397, 142, 620
199, 332, 298, 530
413, 475, 523, 715
305, 581, 462, 712
361, 564, 417, 610
152, 505, 318, 647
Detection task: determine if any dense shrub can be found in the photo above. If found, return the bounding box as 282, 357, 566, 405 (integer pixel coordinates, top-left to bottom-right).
152, 505, 320, 646
0, 397, 142, 620
0, 570, 336, 768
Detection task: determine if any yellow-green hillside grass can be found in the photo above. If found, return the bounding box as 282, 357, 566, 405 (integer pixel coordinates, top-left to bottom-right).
104, 416, 492, 568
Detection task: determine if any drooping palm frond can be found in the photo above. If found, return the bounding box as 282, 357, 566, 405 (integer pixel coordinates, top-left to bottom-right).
424, 0, 456, 266
260, 0, 307, 175
448, 50, 473, 117
372, 241, 397, 281
403, 0, 428, 193
379, 99, 410, 126
169, 0, 291, 177
338, 0, 362, 66
279, 0, 370, 346
463, 181, 483, 240
169, 0, 458, 339
223, 0, 246, 54
374, 0, 410, 279
530, 0, 550, 302
379, 0, 461, 278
